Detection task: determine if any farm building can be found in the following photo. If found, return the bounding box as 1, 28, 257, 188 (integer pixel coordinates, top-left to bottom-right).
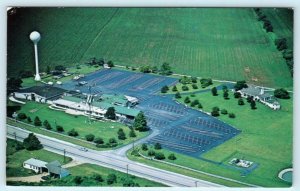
23, 158, 48, 173
237, 85, 280, 110
46, 160, 70, 179
12, 86, 67, 104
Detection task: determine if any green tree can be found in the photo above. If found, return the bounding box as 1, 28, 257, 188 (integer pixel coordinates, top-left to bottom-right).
234, 92, 241, 98
68, 129, 79, 137
85, 134, 95, 142
223, 91, 229, 99
151, 66, 158, 73
73, 176, 83, 185
43, 120, 52, 130
93, 174, 104, 182
211, 107, 220, 117
109, 138, 117, 144
107, 174, 117, 185
46, 65, 51, 74
107, 60, 114, 67
179, 76, 191, 84
34, 116, 42, 126
105, 107, 116, 120
17, 113, 27, 120
229, 113, 236, 118
160, 62, 172, 75
192, 83, 198, 89
27, 116, 32, 123
274, 88, 290, 99
140, 65, 151, 73
191, 77, 197, 83
182, 85, 189, 91
198, 103, 203, 109
221, 109, 228, 115
148, 150, 155, 156
94, 137, 104, 144
175, 92, 181, 99
23, 133, 43, 151
238, 98, 245, 105
168, 153, 177, 160
117, 128, 126, 140
154, 142, 162, 150
211, 87, 218, 96
154, 152, 165, 160
172, 85, 178, 92
191, 99, 199, 107
133, 112, 148, 132
141, 143, 148, 151
184, 96, 191, 104
129, 129, 136, 137
234, 80, 248, 91
56, 125, 64, 132
250, 100, 256, 110
161, 85, 169, 93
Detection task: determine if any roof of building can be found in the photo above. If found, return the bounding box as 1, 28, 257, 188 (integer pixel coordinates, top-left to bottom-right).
46, 160, 69, 175
98, 94, 128, 106
17, 86, 67, 100
24, 158, 47, 167
62, 96, 83, 103
92, 101, 140, 117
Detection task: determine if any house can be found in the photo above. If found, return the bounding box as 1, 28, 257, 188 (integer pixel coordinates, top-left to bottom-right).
46, 160, 70, 179
237, 85, 280, 110
23, 158, 48, 173
12, 86, 67, 104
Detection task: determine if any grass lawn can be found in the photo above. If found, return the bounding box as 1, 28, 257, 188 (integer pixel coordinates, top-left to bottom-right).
6, 139, 72, 177
8, 8, 293, 88
10, 101, 148, 150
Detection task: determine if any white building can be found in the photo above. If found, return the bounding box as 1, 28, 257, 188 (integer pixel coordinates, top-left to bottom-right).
23, 158, 48, 173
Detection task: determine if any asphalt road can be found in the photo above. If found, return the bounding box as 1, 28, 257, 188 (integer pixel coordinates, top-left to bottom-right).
7, 124, 222, 187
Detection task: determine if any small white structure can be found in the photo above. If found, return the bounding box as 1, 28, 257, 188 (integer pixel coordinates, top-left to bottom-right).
23, 158, 47, 173
103, 64, 111, 69
237, 85, 280, 110
29, 31, 41, 81
229, 158, 253, 168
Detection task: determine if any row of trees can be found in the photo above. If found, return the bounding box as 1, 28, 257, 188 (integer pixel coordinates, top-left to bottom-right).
141, 143, 177, 161
139, 62, 172, 75
254, 8, 273, 32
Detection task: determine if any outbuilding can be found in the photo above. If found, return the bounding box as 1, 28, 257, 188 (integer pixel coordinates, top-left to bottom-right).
23, 158, 48, 173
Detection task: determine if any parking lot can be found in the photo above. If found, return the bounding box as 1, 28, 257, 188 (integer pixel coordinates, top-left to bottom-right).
59, 69, 240, 157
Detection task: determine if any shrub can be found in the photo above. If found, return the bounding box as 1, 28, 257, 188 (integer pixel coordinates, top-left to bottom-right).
56, 125, 64, 132
229, 113, 236, 118
223, 91, 229, 99
274, 88, 290, 99
190, 99, 199, 107
175, 92, 181, 99
191, 77, 197, 83
129, 129, 136, 137
190, 93, 196, 97
23, 133, 43, 151
154, 152, 165, 160
221, 109, 228, 115
93, 174, 103, 182
27, 116, 32, 123
184, 96, 190, 104
154, 143, 162, 150
85, 134, 95, 142
34, 116, 42, 126
211, 87, 218, 96
168, 153, 176, 160
94, 137, 104, 144
238, 98, 245, 105
148, 150, 155, 156
68, 129, 79, 137
198, 103, 203, 109
17, 113, 27, 120
107, 174, 117, 185
43, 120, 52, 130
234, 92, 241, 98
172, 86, 178, 92
161, 85, 169, 93
250, 100, 256, 110
141, 144, 148, 151
211, 107, 220, 117
182, 85, 189, 91
107, 60, 114, 67
117, 128, 126, 140
109, 138, 117, 144
192, 83, 198, 89
73, 176, 83, 185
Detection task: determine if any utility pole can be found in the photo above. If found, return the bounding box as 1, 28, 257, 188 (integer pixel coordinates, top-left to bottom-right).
195, 181, 198, 187
63, 149, 66, 163
126, 164, 129, 177
13, 132, 17, 141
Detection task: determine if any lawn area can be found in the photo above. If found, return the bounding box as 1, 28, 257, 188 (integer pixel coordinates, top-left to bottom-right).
6, 139, 72, 177
10, 101, 148, 150
8, 8, 293, 88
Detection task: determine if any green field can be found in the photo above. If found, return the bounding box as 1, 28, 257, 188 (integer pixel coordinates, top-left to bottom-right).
12, 101, 148, 149
6, 139, 72, 177
8, 8, 293, 88
128, 91, 293, 187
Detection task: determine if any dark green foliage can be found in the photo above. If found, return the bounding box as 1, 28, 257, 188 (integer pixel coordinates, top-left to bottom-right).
160, 62, 172, 75
179, 76, 191, 84
192, 83, 198, 89
198, 103, 203, 109
172, 85, 178, 92
68, 128, 79, 137
200, 78, 213, 88
151, 66, 158, 73
94, 137, 104, 144
105, 107, 116, 120
17, 113, 27, 120
7, 78, 23, 94
133, 112, 148, 132
93, 174, 104, 182
274, 88, 290, 99
190, 93, 195, 97
109, 138, 117, 144
46, 65, 51, 74
23, 133, 43, 151
73, 176, 83, 185
161, 85, 169, 93
34, 116, 42, 126
123, 178, 140, 187
184, 96, 190, 104
154, 142, 162, 150
56, 125, 64, 132
140, 65, 151, 73
27, 116, 32, 123
234, 80, 248, 91
175, 92, 181, 99
154, 152, 165, 160
181, 85, 189, 91
223, 91, 229, 99
107, 174, 117, 185
234, 92, 241, 98
107, 60, 114, 67
247, 96, 253, 103
117, 128, 126, 140
168, 153, 176, 160
229, 113, 236, 118
148, 150, 155, 156
43, 120, 52, 130
141, 143, 148, 151
238, 98, 245, 105
221, 109, 228, 115
19, 70, 33, 78
190, 99, 199, 107
85, 134, 95, 142
7, 105, 21, 117
211, 87, 218, 96
275, 38, 288, 51
211, 107, 220, 117
55, 65, 66, 71
191, 77, 197, 83
222, 85, 228, 91
129, 129, 136, 137
250, 100, 256, 110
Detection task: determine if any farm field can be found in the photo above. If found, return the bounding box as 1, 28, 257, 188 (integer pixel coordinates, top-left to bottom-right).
8, 8, 293, 88
12, 101, 148, 149
6, 139, 72, 177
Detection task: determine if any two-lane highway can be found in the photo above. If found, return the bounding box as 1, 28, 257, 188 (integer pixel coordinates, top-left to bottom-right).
7, 124, 222, 187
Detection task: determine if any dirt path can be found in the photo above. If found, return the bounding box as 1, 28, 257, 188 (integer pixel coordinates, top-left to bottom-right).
62, 160, 83, 168
7, 172, 47, 182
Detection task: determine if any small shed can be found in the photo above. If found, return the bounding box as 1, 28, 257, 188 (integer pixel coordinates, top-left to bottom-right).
23, 158, 48, 173
46, 160, 70, 178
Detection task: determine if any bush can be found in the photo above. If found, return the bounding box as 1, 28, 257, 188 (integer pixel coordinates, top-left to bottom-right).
56, 125, 64, 132
190, 99, 199, 107
229, 113, 236, 118
27, 116, 32, 123
274, 88, 290, 99
34, 116, 42, 126
123, 178, 139, 187
168, 153, 176, 160
190, 93, 196, 97
221, 109, 228, 115
117, 128, 126, 140
93, 174, 104, 182
234, 92, 241, 98
184, 96, 190, 104
191, 77, 197, 83
172, 86, 178, 92
129, 129, 136, 137
250, 100, 256, 110
23, 133, 43, 151
107, 60, 114, 67
211, 87, 218, 96
175, 92, 181, 99
161, 85, 169, 93
17, 113, 27, 120
85, 134, 95, 142
43, 120, 52, 130
182, 85, 189, 91
198, 103, 203, 109
73, 176, 83, 185
94, 137, 104, 144
107, 174, 117, 185
211, 107, 220, 117
154, 143, 162, 150
141, 144, 148, 151
192, 83, 198, 89
68, 129, 79, 137
148, 150, 155, 156
238, 98, 245, 105
109, 138, 117, 144
154, 152, 165, 160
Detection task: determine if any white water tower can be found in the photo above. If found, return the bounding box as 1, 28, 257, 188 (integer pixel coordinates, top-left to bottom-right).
29, 31, 41, 81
